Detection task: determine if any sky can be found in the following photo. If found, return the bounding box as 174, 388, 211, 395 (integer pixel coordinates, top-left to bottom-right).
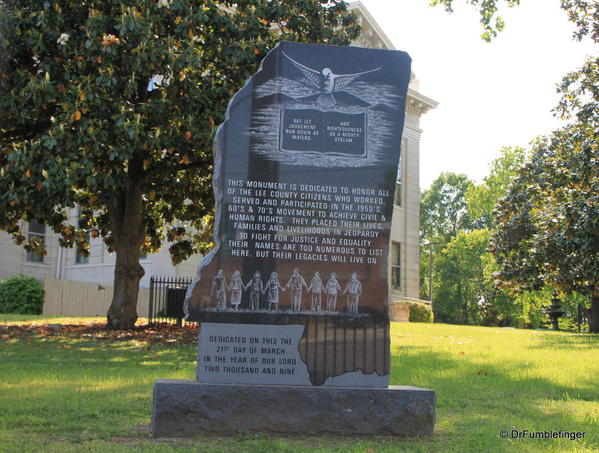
359, 0, 596, 188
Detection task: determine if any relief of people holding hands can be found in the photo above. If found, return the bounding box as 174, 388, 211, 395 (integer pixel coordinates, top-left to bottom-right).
263, 272, 286, 311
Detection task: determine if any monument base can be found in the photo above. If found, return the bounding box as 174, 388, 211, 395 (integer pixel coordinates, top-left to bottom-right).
151, 379, 435, 437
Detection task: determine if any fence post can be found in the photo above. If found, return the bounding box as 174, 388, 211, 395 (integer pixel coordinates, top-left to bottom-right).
149, 276, 155, 325
146, 275, 195, 327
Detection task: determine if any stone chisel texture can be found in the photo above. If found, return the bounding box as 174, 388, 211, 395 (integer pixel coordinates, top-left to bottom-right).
152, 379, 435, 437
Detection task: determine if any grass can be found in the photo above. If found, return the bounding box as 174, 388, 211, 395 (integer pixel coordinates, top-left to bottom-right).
0, 314, 150, 324
0, 316, 597, 453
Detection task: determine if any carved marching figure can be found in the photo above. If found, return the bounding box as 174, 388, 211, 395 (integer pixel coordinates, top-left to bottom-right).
325, 272, 342, 311
262, 272, 286, 311
343, 272, 363, 315
228, 270, 244, 311
244, 270, 263, 311
308, 271, 324, 311
212, 269, 227, 311
286, 268, 308, 312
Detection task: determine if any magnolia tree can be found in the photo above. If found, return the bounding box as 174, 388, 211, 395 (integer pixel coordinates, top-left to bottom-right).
0, 0, 359, 329
491, 0, 598, 332
491, 123, 599, 332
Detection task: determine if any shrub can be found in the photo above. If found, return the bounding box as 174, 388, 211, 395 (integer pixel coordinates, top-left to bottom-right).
0, 275, 44, 314
409, 302, 433, 323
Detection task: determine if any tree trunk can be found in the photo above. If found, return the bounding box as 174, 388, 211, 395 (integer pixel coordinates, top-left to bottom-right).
589, 290, 599, 333
428, 245, 433, 302
458, 280, 468, 325
106, 178, 145, 330
107, 238, 145, 329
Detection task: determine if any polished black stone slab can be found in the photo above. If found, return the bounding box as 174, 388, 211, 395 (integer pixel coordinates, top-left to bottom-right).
184, 41, 411, 387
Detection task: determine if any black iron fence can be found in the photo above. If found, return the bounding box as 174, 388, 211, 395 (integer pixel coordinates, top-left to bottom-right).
577, 303, 589, 333
148, 276, 194, 326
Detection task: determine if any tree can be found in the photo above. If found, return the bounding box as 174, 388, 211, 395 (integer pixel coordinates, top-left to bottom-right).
0, 0, 359, 329
491, 122, 599, 332
466, 146, 528, 229
430, 0, 521, 41
430, 0, 598, 331
432, 1, 597, 42
421, 0, 599, 331
420, 172, 475, 301
433, 229, 490, 324
422, 150, 545, 326
420, 172, 475, 244
463, 147, 530, 325
490, 0, 599, 332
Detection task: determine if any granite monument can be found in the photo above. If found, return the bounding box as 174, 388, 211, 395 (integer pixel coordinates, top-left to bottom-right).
152, 41, 435, 436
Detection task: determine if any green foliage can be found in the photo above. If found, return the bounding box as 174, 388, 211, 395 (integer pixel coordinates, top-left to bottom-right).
420, 172, 475, 244
420, 172, 476, 305
433, 229, 490, 324
490, 0, 599, 332
430, 0, 521, 41
477, 251, 526, 327
0, 0, 359, 328
555, 56, 598, 125
560, 0, 599, 42
511, 289, 549, 329
492, 125, 598, 295
420, 163, 526, 326
408, 302, 433, 323
421, 0, 599, 331
0, 0, 359, 259
491, 122, 599, 330
0, 275, 44, 314
422, 150, 545, 327
492, 8, 599, 326
466, 146, 528, 229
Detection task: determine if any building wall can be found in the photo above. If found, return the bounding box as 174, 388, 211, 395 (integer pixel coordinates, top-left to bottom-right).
0, 226, 59, 281
43, 278, 150, 318
56, 212, 201, 288
0, 232, 24, 280
402, 108, 424, 300
61, 245, 200, 289
350, 1, 437, 309
0, 218, 200, 287
388, 120, 422, 303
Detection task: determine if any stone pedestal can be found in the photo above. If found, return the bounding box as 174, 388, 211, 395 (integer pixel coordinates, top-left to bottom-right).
151, 379, 435, 437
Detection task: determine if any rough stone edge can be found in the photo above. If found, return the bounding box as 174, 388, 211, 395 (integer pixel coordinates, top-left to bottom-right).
182, 43, 283, 320
151, 379, 436, 438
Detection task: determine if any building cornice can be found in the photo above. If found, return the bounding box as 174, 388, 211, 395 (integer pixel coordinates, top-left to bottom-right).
349, 2, 438, 118
407, 88, 439, 117
348, 1, 395, 50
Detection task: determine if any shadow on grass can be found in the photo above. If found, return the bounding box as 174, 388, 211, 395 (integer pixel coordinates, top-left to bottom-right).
0, 339, 198, 446
393, 344, 597, 398
526, 332, 599, 351
1, 331, 597, 452
390, 345, 597, 449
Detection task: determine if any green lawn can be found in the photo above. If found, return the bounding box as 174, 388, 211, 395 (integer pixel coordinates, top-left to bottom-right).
0, 317, 597, 452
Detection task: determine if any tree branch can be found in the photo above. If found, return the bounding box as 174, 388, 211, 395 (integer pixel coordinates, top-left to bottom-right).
0, 120, 53, 142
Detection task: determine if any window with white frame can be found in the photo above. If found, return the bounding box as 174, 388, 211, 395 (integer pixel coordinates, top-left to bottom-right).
75, 207, 90, 264
394, 144, 404, 207
26, 220, 45, 263
391, 241, 401, 289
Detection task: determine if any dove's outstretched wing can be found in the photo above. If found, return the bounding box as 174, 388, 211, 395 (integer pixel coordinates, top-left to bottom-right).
282, 52, 321, 89
333, 67, 381, 92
